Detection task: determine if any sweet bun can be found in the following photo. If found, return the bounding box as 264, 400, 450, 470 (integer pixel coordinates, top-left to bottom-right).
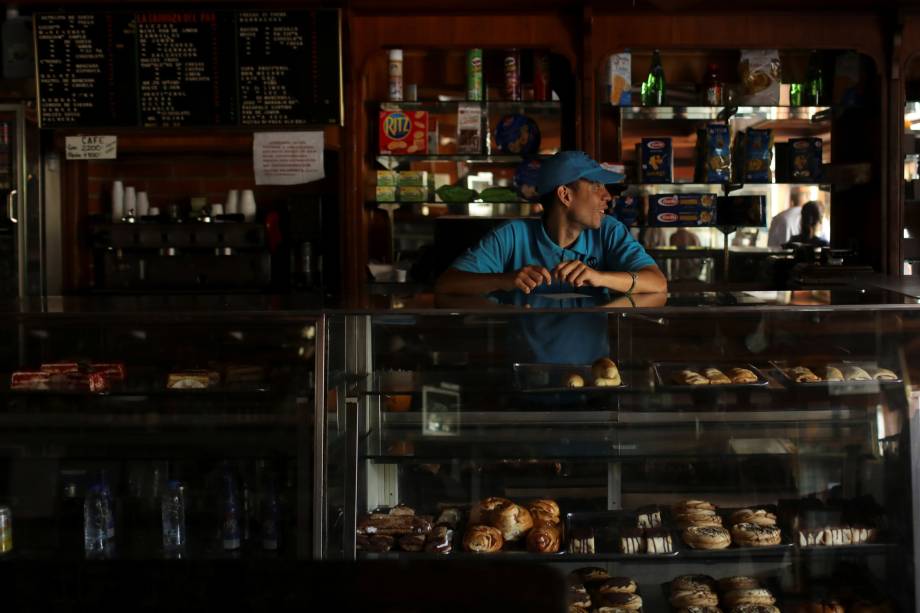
566, 373, 585, 388
591, 357, 621, 385
462, 525, 503, 553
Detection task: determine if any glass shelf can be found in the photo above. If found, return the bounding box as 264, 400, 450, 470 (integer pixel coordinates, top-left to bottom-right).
617, 105, 832, 121
375, 154, 553, 163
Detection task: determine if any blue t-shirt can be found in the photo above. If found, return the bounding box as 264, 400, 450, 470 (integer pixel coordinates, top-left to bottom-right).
451, 216, 655, 287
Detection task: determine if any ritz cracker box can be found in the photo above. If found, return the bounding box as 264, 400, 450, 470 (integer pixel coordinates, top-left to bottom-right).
647, 194, 717, 227
379, 109, 429, 155
639, 137, 673, 183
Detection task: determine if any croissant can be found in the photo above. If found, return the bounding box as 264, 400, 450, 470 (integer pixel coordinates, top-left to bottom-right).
704, 368, 732, 385
844, 366, 872, 381
674, 369, 709, 385
529, 499, 560, 525
870, 367, 897, 381
728, 367, 757, 384
787, 366, 820, 383
526, 522, 561, 553
491, 502, 533, 542
823, 366, 844, 381
463, 525, 503, 553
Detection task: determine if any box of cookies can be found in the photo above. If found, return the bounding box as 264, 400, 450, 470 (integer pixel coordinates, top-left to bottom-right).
379, 109, 429, 155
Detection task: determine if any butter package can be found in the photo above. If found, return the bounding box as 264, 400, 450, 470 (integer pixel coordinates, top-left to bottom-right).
695, 124, 731, 183
734, 129, 774, 183
612, 195, 640, 227
639, 137, 673, 184
398, 186, 428, 202
377, 170, 398, 186
647, 194, 717, 227
789, 138, 823, 182
379, 109, 429, 155
375, 185, 397, 202
398, 170, 428, 187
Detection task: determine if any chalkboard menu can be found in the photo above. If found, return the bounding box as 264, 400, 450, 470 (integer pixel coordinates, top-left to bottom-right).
35, 10, 342, 128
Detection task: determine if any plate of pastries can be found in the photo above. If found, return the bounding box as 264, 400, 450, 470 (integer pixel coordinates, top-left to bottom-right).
655, 364, 768, 390
514, 357, 625, 392
672, 499, 789, 554
772, 362, 899, 387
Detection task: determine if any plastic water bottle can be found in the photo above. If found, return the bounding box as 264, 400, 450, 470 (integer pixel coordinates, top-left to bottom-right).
161, 480, 186, 555
84, 484, 109, 557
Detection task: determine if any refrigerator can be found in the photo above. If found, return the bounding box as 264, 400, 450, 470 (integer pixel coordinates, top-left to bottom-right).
0, 103, 43, 298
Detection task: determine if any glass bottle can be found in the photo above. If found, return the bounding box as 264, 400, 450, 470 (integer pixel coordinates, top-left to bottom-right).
642, 50, 666, 106
220, 471, 241, 551
704, 63, 723, 106
805, 51, 824, 106
84, 484, 111, 558
161, 480, 186, 556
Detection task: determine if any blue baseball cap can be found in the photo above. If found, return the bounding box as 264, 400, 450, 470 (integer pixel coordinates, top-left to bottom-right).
535, 150, 625, 196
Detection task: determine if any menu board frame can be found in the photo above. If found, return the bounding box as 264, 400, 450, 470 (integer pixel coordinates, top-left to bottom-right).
34, 9, 343, 129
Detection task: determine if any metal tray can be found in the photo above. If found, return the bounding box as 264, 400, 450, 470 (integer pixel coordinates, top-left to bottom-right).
653, 363, 770, 391
513, 363, 627, 393
770, 361, 902, 389
564, 510, 678, 557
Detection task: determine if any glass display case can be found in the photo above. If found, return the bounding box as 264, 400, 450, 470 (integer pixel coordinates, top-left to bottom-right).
0, 297, 320, 563
323, 289, 920, 612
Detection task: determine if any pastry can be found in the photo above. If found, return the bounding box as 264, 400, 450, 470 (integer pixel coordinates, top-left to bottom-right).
731, 607, 780, 613
357, 534, 395, 552
528, 499, 560, 525
670, 590, 720, 608
645, 527, 673, 553
843, 365, 872, 381
569, 527, 595, 554
462, 525, 503, 553
435, 508, 461, 529
870, 367, 898, 381
596, 592, 642, 611
597, 577, 637, 594
673, 369, 709, 385
568, 589, 592, 610
682, 526, 731, 549
823, 366, 844, 381
574, 567, 609, 584
677, 513, 723, 529
821, 525, 853, 546
490, 502, 533, 542
673, 500, 717, 514
566, 373, 585, 388
731, 523, 782, 547
787, 366, 820, 383
568, 608, 590, 613
526, 522, 560, 553
424, 526, 453, 554
469, 496, 512, 524
851, 525, 877, 544
798, 527, 825, 546
730, 509, 776, 527
167, 370, 219, 389
728, 367, 758, 384
618, 527, 645, 554
676, 608, 723, 613
704, 367, 732, 384
722, 589, 776, 608
591, 357, 621, 385
636, 505, 661, 528
398, 534, 426, 551
718, 576, 761, 592
594, 376, 621, 387
793, 601, 845, 613
388, 504, 415, 516
671, 575, 717, 593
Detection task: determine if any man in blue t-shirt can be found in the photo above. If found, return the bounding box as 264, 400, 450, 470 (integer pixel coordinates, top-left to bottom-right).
435, 151, 667, 296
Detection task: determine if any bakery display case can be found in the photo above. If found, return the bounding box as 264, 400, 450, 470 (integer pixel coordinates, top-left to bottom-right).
0, 297, 320, 562
322, 289, 920, 612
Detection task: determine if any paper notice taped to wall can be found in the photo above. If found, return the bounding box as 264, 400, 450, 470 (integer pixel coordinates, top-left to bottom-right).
253, 131, 324, 185
65, 135, 117, 160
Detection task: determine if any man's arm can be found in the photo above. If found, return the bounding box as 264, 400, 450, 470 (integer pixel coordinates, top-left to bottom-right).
435, 265, 553, 295
553, 262, 667, 294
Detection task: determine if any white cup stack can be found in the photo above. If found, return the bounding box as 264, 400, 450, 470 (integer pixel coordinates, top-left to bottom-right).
124, 186, 137, 217
111, 180, 124, 222
225, 189, 239, 215
240, 189, 256, 222
136, 191, 150, 217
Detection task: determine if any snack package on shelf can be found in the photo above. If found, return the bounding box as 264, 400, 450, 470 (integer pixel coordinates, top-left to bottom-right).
733, 128, 774, 183
397, 170, 428, 187
376, 170, 398, 186
457, 103, 482, 154
739, 49, 781, 105
638, 137, 673, 183
789, 138, 823, 182
607, 52, 631, 106
647, 194, 717, 227
375, 185, 397, 202
379, 109, 429, 155
695, 123, 732, 183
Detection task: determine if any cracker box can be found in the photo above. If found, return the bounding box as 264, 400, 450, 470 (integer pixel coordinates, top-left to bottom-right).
612, 195, 640, 227
375, 185, 397, 202
398, 170, 428, 187
607, 53, 632, 106
639, 137, 673, 184
398, 186, 428, 202
376, 170, 398, 186
695, 124, 732, 183
647, 194, 717, 227
789, 138, 823, 182
379, 109, 429, 155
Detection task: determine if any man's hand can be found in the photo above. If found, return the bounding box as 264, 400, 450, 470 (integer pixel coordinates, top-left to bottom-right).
511, 265, 552, 294
553, 260, 601, 288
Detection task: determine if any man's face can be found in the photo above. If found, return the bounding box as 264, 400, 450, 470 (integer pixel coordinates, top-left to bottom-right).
562, 179, 612, 230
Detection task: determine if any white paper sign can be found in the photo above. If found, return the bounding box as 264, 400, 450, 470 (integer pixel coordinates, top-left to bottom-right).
65, 135, 117, 160
253, 131, 324, 186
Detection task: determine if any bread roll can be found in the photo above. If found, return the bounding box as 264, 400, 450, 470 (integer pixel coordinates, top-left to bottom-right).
528, 499, 560, 525
674, 369, 709, 385
566, 373, 585, 388
491, 502, 534, 542
469, 496, 512, 524
526, 522, 561, 553
463, 525, 503, 553
591, 357, 621, 385
704, 367, 732, 385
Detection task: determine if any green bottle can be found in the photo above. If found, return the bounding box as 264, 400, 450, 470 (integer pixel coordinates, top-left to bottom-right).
805, 50, 823, 106
642, 50, 666, 106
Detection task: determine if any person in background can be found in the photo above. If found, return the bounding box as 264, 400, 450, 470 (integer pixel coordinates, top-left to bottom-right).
767, 198, 829, 247
435, 151, 667, 296
784, 201, 829, 248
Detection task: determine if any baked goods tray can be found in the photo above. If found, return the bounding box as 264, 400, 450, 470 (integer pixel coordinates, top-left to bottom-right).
512, 363, 627, 393
676, 505, 793, 558
564, 511, 678, 558
770, 361, 902, 389
652, 363, 770, 392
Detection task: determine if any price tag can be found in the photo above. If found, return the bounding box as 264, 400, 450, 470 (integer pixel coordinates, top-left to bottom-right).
65, 135, 117, 160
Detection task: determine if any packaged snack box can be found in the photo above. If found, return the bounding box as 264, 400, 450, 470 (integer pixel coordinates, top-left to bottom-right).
398, 186, 428, 202
376, 185, 397, 202
647, 194, 717, 226
695, 124, 732, 183
608, 53, 632, 106
379, 109, 429, 155
397, 170, 428, 187
789, 138, 823, 182
733, 128, 774, 183
639, 137, 673, 184
377, 170, 398, 186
